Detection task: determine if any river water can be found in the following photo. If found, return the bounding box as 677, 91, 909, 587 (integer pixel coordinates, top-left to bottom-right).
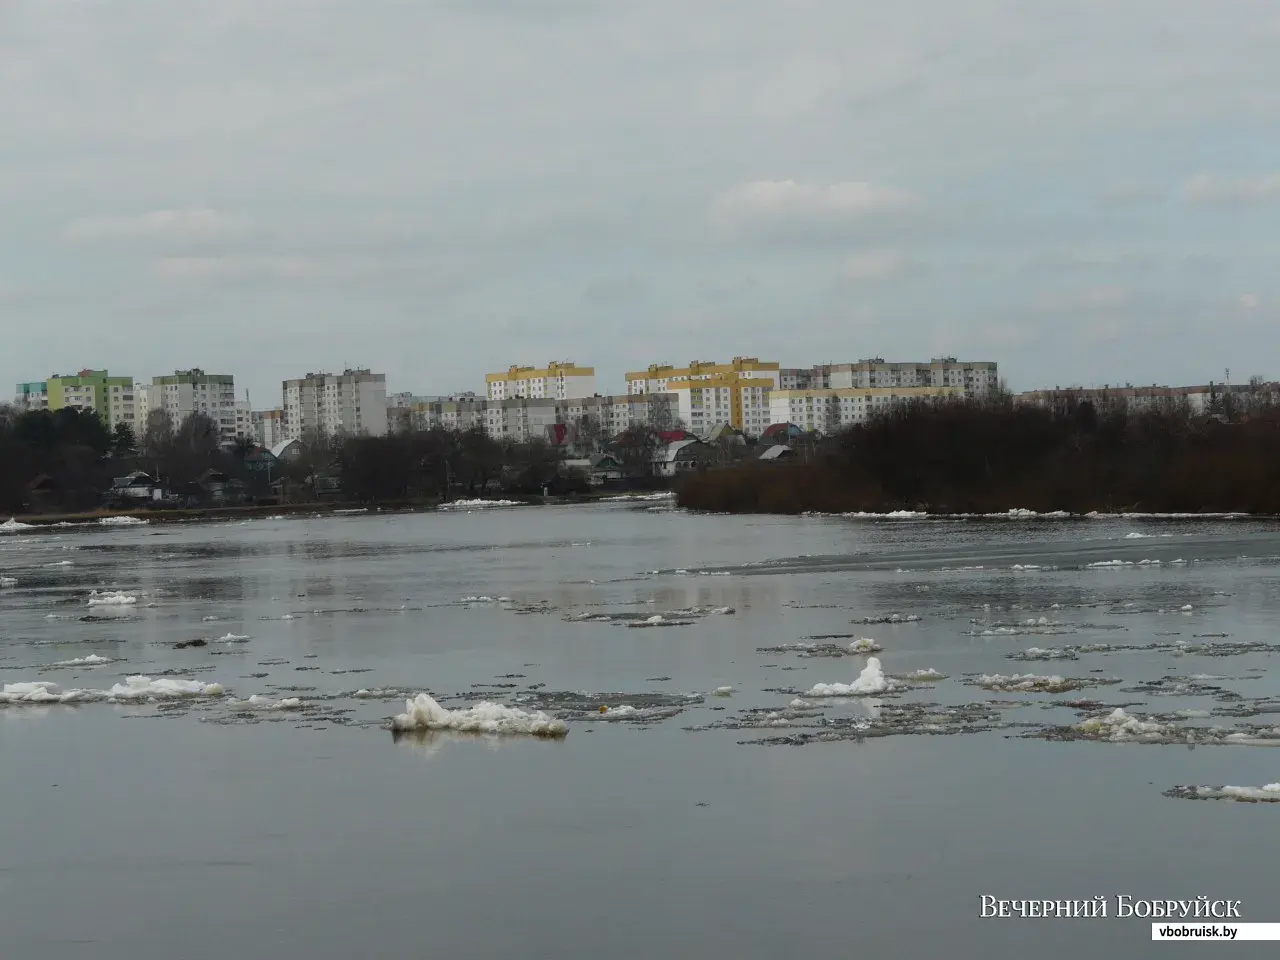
2, 500, 1279, 958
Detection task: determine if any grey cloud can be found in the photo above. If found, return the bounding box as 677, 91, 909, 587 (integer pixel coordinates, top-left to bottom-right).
1182, 172, 1280, 205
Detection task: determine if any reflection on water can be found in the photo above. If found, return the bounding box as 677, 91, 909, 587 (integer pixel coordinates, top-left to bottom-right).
1, 504, 1280, 958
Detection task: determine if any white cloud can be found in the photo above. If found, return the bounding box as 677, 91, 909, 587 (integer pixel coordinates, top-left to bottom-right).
1181, 173, 1280, 205
843, 249, 916, 283
64, 209, 245, 244
715, 180, 921, 226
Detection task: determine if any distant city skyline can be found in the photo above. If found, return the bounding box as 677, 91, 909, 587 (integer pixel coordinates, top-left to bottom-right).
4, 2, 1278, 404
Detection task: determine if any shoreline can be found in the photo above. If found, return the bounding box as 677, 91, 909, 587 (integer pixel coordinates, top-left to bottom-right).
2, 488, 674, 530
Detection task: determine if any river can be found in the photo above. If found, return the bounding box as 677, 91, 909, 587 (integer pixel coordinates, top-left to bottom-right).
2, 500, 1279, 957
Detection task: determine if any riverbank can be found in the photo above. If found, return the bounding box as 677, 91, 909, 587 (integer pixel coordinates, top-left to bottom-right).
3, 487, 671, 530
676, 401, 1280, 516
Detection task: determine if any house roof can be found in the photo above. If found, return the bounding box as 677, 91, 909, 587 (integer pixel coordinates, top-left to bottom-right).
654, 438, 702, 463
758, 444, 794, 461
760, 422, 803, 440
270, 439, 301, 459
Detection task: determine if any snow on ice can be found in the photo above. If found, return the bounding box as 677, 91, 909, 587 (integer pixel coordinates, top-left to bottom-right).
804, 656, 904, 697
86, 590, 137, 606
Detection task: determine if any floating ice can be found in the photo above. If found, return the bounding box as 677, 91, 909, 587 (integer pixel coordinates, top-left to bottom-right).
1124, 532, 1152, 539
45, 560, 73, 567
439, 499, 523, 510
201, 615, 218, 622
1010, 564, 1042, 571
0, 576, 16, 586
86, 590, 137, 606
595, 704, 638, 718
1077, 708, 1174, 741
852, 613, 920, 624
241, 695, 303, 711
0, 675, 222, 705
217, 633, 251, 643
1180, 604, 1193, 613
804, 656, 901, 697
106, 676, 225, 700
391, 693, 567, 737
976, 673, 1087, 693
51, 655, 114, 667
907, 668, 946, 681
1166, 783, 1280, 803
849, 637, 882, 653
0, 518, 35, 533
840, 510, 928, 519
98, 516, 148, 526
713, 686, 735, 696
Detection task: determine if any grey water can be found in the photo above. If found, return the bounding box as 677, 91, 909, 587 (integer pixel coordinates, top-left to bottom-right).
3, 501, 1280, 958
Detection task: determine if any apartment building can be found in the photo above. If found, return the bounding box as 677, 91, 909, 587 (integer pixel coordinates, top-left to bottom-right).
253, 409, 287, 448
43, 370, 136, 430
282, 369, 388, 440
769, 386, 966, 433
147, 369, 242, 442
626, 357, 782, 394
560, 393, 680, 436
781, 358, 998, 397
485, 361, 595, 401
660, 375, 773, 436
14, 382, 49, 411
1016, 382, 1279, 415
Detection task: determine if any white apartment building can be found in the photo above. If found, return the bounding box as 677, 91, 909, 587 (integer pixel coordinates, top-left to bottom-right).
561, 393, 680, 436
663, 376, 774, 437
14, 382, 49, 411
485, 361, 595, 401
146, 369, 243, 442
253, 409, 287, 448
782, 359, 999, 397
282, 369, 388, 440
769, 386, 965, 433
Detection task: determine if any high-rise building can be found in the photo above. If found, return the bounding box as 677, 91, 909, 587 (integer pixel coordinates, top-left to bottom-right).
780, 359, 999, 397
769, 386, 965, 433
146, 369, 242, 442
43, 370, 136, 430
282, 369, 388, 440
13, 382, 49, 411
485, 361, 595, 401
252, 409, 287, 448
626, 357, 782, 395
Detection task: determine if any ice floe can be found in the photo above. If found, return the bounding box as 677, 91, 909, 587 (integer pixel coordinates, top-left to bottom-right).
391, 693, 567, 737
1165, 783, 1280, 803
849, 637, 882, 653
851, 614, 920, 625
50, 655, 114, 667
713, 686, 735, 696
804, 656, 905, 697
98, 516, 148, 526
971, 673, 1118, 693
239, 695, 303, 711
438, 499, 523, 510
217, 633, 251, 643
86, 590, 137, 606
0, 518, 36, 533
0, 576, 16, 586
907, 668, 946, 681
0, 675, 223, 705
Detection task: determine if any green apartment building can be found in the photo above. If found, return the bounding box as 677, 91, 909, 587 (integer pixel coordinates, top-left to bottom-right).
44, 369, 137, 429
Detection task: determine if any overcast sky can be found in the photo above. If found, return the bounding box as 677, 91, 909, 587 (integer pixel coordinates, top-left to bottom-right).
3, 0, 1278, 404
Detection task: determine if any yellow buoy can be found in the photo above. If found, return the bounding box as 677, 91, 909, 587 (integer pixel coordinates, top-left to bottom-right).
599, 705, 608, 713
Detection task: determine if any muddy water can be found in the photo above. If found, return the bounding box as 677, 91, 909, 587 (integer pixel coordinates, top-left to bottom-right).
2, 503, 1280, 958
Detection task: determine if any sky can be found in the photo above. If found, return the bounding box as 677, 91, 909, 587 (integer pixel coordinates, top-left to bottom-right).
3, 0, 1279, 405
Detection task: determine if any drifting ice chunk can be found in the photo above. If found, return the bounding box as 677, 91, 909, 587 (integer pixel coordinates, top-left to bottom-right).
0, 576, 16, 586
217, 633, 251, 642
107, 675, 224, 700
849, 637, 882, 653
0, 518, 35, 533
0, 681, 93, 704
805, 656, 900, 697
1077, 708, 1170, 741
87, 590, 137, 607
243, 695, 303, 710
712, 686, 735, 696
391, 693, 568, 737
977, 673, 1080, 693
98, 516, 148, 526
1174, 783, 1280, 802
439, 499, 522, 510
51, 655, 114, 667
907, 668, 946, 681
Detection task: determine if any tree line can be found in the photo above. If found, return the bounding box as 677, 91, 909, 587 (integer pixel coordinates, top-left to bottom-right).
675, 392, 1280, 515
